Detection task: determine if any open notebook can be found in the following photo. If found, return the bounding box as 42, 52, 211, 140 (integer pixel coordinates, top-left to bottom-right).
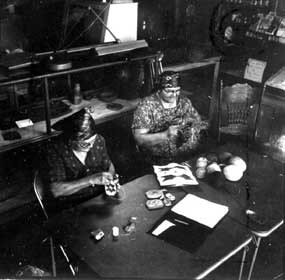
150, 194, 229, 253
171, 194, 229, 228
153, 163, 198, 187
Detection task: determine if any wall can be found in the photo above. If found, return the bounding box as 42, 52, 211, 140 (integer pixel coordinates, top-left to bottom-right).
137, 0, 221, 64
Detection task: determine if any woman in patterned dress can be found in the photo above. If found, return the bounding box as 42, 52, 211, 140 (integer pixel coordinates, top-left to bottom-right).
132, 71, 207, 164
40, 108, 116, 208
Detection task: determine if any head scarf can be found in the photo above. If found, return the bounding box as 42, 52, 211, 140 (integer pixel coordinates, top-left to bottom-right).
53, 107, 96, 142
159, 71, 180, 89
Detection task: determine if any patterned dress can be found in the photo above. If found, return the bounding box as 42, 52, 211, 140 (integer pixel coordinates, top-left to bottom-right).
40, 134, 111, 205
132, 92, 207, 164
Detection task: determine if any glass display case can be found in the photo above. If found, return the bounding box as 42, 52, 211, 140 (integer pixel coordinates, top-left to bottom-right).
0, 49, 161, 153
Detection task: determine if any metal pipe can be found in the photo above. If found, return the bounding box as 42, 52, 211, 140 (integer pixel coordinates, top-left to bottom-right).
44, 77, 51, 134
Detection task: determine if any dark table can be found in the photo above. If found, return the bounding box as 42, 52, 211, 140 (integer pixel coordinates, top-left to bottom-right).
181, 143, 284, 230
209, 143, 284, 280
60, 173, 252, 279
186, 142, 284, 280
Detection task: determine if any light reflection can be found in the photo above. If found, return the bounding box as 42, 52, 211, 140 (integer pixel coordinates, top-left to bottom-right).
276, 135, 285, 152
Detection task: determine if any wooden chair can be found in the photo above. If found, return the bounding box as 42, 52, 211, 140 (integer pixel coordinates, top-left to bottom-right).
218, 80, 259, 143
33, 171, 76, 277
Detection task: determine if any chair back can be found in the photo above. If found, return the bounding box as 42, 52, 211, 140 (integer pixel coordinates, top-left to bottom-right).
220, 102, 255, 135
218, 81, 259, 141
33, 170, 49, 220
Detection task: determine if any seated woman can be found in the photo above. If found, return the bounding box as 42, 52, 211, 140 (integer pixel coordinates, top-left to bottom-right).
40, 107, 116, 209
132, 71, 207, 165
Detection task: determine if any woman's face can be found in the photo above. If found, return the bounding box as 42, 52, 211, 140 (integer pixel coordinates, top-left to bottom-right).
72, 134, 97, 152
159, 87, 181, 104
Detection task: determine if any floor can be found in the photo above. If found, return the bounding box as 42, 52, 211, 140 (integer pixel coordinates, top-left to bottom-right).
0, 121, 283, 279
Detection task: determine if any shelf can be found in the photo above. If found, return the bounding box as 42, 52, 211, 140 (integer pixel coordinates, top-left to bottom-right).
0, 51, 158, 86
0, 97, 140, 153
246, 30, 285, 44
224, 0, 271, 8
0, 48, 160, 153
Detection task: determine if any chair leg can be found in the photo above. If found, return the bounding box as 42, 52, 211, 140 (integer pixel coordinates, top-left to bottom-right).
59, 244, 76, 276
49, 237, 57, 277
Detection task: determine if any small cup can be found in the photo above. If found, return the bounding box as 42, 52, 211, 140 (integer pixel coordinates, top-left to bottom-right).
196, 167, 206, 179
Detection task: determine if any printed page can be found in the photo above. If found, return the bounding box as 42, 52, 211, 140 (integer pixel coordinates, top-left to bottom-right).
153, 163, 198, 187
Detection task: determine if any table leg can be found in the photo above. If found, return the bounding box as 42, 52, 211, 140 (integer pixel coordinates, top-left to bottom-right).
247, 236, 261, 280
238, 245, 249, 280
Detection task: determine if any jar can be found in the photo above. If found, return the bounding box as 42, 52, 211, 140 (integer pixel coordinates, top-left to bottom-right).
73, 83, 82, 105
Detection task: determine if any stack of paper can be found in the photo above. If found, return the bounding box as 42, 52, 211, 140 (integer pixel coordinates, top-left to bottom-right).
153, 163, 198, 187
171, 194, 229, 228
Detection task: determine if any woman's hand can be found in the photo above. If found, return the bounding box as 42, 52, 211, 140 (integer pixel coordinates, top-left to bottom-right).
166, 125, 179, 139
89, 172, 114, 186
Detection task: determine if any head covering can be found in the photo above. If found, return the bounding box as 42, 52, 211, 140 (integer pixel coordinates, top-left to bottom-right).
159, 71, 180, 89
53, 107, 96, 142
69, 108, 96, 141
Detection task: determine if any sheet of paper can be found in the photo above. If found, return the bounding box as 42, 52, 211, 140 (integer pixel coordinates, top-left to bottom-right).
244, 58, 267, 83
15, 119, 34, 128
152, 220, 175, 236
171, 194, 229, 228
153, 163, 198, 187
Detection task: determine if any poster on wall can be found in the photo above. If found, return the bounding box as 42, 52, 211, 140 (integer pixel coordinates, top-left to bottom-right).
244, 58, 267, 83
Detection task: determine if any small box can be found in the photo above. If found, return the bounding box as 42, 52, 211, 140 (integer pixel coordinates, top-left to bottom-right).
145, 199, 164, 210
145, 189, 164, 199
90, 229, 104, 241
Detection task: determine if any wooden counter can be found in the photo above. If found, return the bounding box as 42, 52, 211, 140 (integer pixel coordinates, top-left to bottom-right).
0, 97, 140, 153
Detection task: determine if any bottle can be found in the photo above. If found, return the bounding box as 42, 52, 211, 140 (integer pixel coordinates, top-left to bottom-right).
73, 83, 82, 105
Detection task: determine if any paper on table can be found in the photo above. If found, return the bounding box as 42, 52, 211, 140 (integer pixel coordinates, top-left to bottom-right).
152, 220, 175, 236
153, 163, 198, 187
171, 194, 229, 228
15, 119, 34, 128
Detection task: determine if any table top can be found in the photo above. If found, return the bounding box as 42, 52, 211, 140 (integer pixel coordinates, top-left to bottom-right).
191, 143, 284, 236
60, 174, 252, 279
